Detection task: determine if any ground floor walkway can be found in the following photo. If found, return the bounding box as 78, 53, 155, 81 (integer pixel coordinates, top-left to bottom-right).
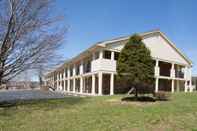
55, 71, 194, 96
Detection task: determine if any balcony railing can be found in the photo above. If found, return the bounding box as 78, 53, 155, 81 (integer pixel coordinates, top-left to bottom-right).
91, 59, 116, 72
175, 71, 184, 78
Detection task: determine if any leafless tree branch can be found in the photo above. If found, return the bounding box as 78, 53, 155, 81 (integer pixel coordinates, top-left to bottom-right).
0, 0, 66, 84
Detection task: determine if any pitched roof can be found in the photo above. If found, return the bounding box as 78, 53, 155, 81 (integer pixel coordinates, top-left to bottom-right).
96, 29, 192, 66
46, 29, 192, 76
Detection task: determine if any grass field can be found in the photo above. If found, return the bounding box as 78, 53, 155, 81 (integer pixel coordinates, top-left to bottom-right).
0, 93, 197, 131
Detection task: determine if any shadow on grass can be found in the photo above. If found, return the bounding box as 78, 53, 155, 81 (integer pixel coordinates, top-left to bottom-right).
0, 101, 17, 108
0, 97, 88, 117
121, 96, 156, 102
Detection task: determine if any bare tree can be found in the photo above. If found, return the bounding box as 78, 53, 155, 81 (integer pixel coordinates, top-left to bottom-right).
0, 0, 66, 85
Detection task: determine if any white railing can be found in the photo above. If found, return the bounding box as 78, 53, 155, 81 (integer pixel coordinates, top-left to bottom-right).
91, 59, 116, 72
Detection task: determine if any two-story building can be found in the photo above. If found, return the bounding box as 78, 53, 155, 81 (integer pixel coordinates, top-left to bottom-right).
44, 30, 193, 96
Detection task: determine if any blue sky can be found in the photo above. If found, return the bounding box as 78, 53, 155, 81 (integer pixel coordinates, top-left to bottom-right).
55, 0, 197, 75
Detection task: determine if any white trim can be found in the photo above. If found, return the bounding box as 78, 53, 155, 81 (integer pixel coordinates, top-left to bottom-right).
159, 31, 192, 66
98, 72, 103, 95
92, 74, 95, 95
101, 31, 192, 66
110, 73, 114, 95
155, 78, 159, 92
45, 30, 192, 77
171, 80, 175, 93
157, 76, 186, 81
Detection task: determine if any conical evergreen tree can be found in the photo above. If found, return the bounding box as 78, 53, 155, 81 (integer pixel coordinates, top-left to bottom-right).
117, 34, 154, 97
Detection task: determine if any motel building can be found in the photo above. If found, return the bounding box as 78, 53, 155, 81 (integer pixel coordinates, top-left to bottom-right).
44, 30, 194, 96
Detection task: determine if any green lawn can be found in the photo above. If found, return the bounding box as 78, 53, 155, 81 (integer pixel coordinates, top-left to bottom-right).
0, 93, 197, 131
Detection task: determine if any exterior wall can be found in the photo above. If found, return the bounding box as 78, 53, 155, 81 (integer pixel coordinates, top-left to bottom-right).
143, 34, 188, 65
106, 34, 189, 65
45, 31, 193, 95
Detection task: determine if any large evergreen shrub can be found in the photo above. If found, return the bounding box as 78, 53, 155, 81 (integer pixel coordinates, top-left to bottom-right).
117, 34, 155, 97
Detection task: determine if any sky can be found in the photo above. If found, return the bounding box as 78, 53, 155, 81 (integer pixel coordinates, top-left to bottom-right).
53, 0, 197, 75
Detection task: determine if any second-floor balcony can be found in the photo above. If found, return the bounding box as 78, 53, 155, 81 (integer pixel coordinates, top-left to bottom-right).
156, 60, 185, 79
91, 59, 116, 72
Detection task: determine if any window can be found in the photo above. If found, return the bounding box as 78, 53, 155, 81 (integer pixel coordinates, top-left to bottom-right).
61, 72, 64, 79
70, 67, 73, 77
86, 61, 91, 73
104, 50, 111, 59
58, 72, 61, 80
54, 73, 57, 81
64, 68, 67, 78
83, 60, 91, 73
76, 65, 80, 75
114, 52, 120, 60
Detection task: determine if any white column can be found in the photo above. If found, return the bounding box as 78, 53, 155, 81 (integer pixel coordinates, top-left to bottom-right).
111, 51, 114, 60
98, 72, 103, 95
171, 80, 174, 93
63, 69, 66, 91
79, 60, 84, 94
154, 60, 160, 77
67, 68, 70, 92
155, 60, 159, 93
57, 72, 59, 90
73, 65, 76, 93
59, 73, 62, 91
67, 80, 70, 92
110, 73, 114, 95
92, 74, 95, 95
80, 77, 83, 93
184, 66, 188, 80
59, 72, 61, 83
61, 72, 64, 91
184, 81, 188, 92
73, 79, 76, 93
80, 61, 84, 75
170, 63, 175, 93
156, 59, 159, 66
99, 50, 103, 59
155, 78, 159, 92
73, 65, 76, 76
171, 63, 175, 78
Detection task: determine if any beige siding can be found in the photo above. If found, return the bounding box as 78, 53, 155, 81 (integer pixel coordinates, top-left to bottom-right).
106, 34, 189, 65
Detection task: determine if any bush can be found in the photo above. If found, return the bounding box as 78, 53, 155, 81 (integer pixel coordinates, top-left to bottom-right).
154, 91, 170, 101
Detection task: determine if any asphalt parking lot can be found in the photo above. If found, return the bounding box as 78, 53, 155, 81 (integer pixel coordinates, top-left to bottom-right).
0, 90, 66, 102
